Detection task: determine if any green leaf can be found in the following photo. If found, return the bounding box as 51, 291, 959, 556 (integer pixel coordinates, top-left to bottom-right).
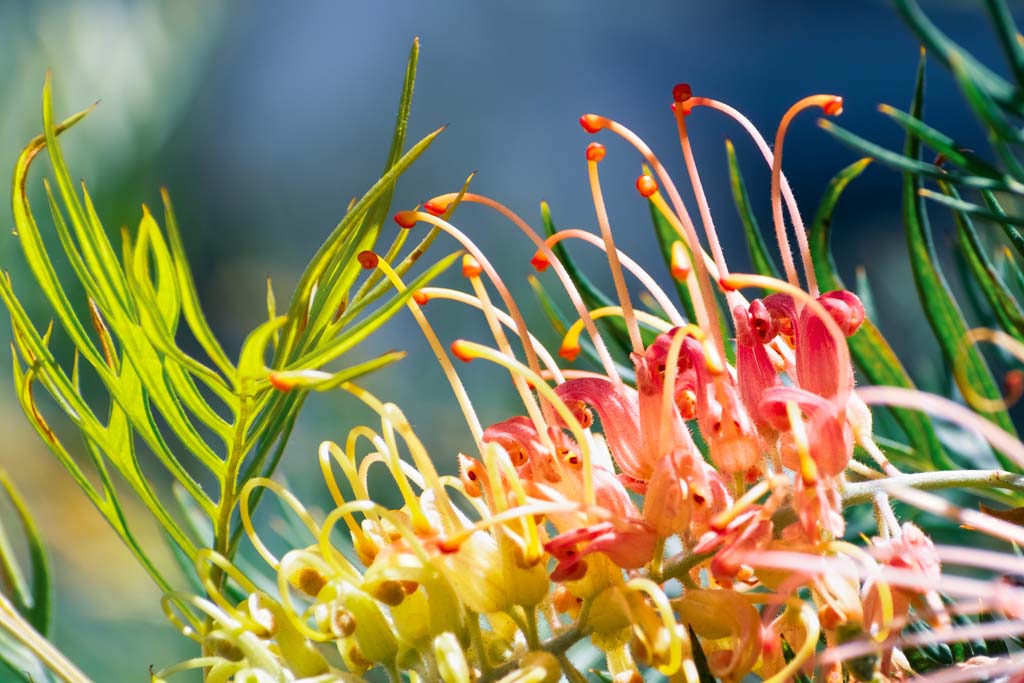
893, 0, 1017, 108
726, 139, 782, 282
0, 472, 50, 635
278, 123, 445, 364
301, 39, 423, 350
161, 188, 236, 378
981, 190, 1024, 261
876, 103, 1023, 192
540, 202, 632, 357
526, 275, 636, 383
921, 189, 1024, 227
939, 180, 1024, 342
900, 54, 1018, 464
984, 0, 1024, 87
287, 250, 460, 372
648, 193, 697, 325
809, 156, 952, 470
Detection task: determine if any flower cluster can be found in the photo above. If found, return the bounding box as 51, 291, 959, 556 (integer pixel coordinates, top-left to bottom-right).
155, 86, 1024, 683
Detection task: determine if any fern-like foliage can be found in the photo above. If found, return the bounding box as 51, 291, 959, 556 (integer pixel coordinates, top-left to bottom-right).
0, 39, 454, 605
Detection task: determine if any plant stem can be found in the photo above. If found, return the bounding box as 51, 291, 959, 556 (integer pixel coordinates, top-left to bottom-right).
842, 469, 1024, 505
478, 625, 583, 683
0, 593, 93, 683
214, 391, 254, 580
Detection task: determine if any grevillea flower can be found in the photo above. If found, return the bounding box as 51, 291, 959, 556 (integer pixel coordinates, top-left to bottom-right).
155, 82, 1024, 683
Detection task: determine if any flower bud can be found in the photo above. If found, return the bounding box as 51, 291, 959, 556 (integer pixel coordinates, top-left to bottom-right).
288, 566, 328, 598
433, 632, 471, 683
338, 585, 399, 666
498, 651, 561, 683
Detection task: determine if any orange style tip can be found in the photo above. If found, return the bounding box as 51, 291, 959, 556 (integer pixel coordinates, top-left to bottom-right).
394, 210, 419, 229
823, 96, 844, 116
450, 340, 475, 363
672, 83, 693, 103
635, 174, 658, 198
412, 290, 429, 306
436, 537, 461, 554
585, 142, 606, 163
719, 274, 742, 290
671, 264, 690, 280
461, 254, 483, 278
558, 345, 580, 362
579, 114, 605, 134
424, 199, 447, 216
357, 250, 379, 270
268, 373, 295, 392
530, 252, 551, 272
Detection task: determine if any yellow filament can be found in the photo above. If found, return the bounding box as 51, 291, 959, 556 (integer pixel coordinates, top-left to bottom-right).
955, 327, 1024, 412
378, 407, 433, 534
786, 401, 816, 484
830, 540, 894, 643
239, 477, 323, 570
195, 549, 262, 617
561, 306, 673, 356
342, 382, 461, 531
438, 501, 583, 552
160, 591, 207, 642
319, 440, 376, 545
625, 578, 687, 677
433, 192, 624, 385
760, 602, 819, 683
467, 266, 559, 446
347, 422, 429, 534
483, 442, 544, 561
658, 324, 704, 454
420, 286, 565, 381
542, 229, 685, 325
161, 592, 239, 642
711, 479, 772, 530
319, 500, 433, 571
372, 257, 484, 445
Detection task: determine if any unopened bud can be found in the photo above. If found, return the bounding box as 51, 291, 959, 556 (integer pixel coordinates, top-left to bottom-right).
369, 580, 406, 606
289, 566, 328, 598
434, 632, 471, 683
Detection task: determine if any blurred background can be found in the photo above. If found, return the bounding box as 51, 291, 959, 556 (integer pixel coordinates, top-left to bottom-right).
0, 0, 1010, 679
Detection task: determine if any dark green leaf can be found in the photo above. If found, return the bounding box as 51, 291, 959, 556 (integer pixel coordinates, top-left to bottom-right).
726, 139, 782, 282
900, 55, 1019, 465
